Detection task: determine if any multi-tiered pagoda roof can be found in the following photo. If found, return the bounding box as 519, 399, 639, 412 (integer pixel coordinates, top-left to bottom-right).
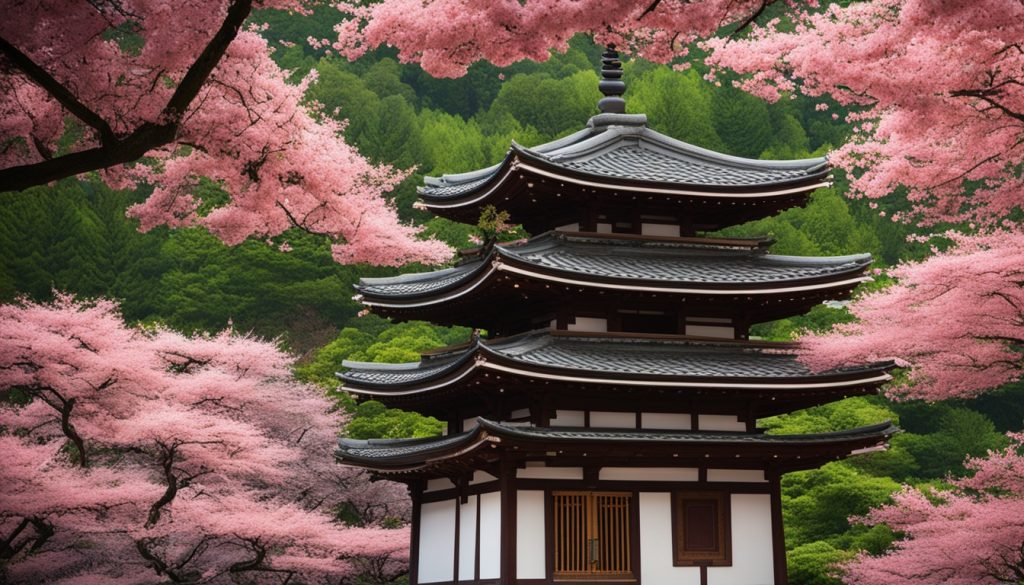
335, 46, 896, 585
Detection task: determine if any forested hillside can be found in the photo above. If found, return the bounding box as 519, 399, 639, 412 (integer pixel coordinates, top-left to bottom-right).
2, 8, 1021, 585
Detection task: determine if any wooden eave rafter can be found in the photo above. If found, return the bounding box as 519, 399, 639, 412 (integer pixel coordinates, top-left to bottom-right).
337, 420, 898, 480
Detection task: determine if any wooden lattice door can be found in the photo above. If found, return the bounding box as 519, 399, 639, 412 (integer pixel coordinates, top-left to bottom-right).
553, 491, 633, 579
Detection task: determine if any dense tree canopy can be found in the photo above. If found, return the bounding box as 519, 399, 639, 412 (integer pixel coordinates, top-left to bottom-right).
0, 295, 408, 583
1, 0, 448, 266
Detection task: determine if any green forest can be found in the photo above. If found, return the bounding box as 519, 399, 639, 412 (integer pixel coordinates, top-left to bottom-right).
2, 10, 1021, 585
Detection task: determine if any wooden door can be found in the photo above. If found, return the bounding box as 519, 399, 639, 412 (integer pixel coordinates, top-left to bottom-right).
553, 491, 632, 579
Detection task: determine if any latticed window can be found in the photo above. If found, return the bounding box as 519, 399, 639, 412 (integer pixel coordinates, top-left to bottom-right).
552, 491, 633, 579
672, 491, 731, 566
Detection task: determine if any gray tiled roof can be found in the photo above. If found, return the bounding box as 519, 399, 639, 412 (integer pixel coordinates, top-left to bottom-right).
560, 145, 812, 186
355, 232, 870, 300
339, 330, 892, 389
419, 114, 829, 201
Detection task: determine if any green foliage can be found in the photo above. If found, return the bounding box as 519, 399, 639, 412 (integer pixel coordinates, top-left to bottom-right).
487, 70, 601, 139
782, 462, 901, 548
787, 541, 853, 585
889, 403, 1009, 480
345, 400, 444, 439
627, 67, 726, 151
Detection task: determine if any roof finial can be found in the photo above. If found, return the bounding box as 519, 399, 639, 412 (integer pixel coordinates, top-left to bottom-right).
598, 45, 626, 114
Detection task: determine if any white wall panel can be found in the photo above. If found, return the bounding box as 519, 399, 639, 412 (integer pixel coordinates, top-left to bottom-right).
590, 411, 636, 428
457, 497, 477, 580
478, 492, 502, 579
642, 223, 681, 237
425, 478, 455, 492
639, 493, 701, 585
707, 469, 766, 483
686, 325, 735, 339
470, 470, 497, 485
708, 494, 774, 585
418, 500, 456, 583
600, 467, 699, 481
551, 410, 585, 426
642, 412, 692, 430
567, 317, 608, 332
699, 415, 748, 432
516, 490, 547, 579
517, 466, 584, 479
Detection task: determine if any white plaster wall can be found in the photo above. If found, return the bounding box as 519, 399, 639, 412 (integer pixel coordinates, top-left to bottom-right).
516, 491, 547, 579
478, 492, 502, 579
686, 325, 736, 339
551, 410, 585, 426
425, 478, 455, 493
642, 223, 681, 237
557, 222, 580, 232
639, 492, 701, 585
699, 415, 748, 432
642, 412, 692, 430
458, 497, 477, 581
517, 466, 584, 480
600, 467, 699, 481
509, 407, 530, 420
567, 317, 608, 332
708, 494, 774, 585
418, 500, 456, 583
707, 469, 766, 483
470, 470, 497, 485
597, 222, 613, 233
462, 417, 478, 431
591, 411, 636, 428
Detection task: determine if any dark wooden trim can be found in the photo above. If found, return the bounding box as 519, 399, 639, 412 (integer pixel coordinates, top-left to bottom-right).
475, 494, 482, 581
410, 485, 423, 585
499, 461, 517, 585
698, 467, 708, 483
768, 470, 788, 585
454, 494, 462, 581
423, 480, 501, 503
544, 488, 555, 580
700, 565, 708, 585
515, 478, 770, 493
630, 490, 641, 583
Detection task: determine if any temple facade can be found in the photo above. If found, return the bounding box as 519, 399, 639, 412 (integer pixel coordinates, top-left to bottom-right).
337, 48, 896, 585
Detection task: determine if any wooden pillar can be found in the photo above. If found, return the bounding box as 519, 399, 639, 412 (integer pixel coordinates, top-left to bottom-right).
768, 469, 788, 585
499, 458, 517, 585
409, 482, 423, 585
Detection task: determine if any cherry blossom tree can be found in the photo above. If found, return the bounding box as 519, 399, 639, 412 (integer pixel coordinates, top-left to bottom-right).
800, 231, 1024, 401
333, 0, 780, 78
0, 294, 409, 583
1, 1, 449, 266
843, 434, 1024, 585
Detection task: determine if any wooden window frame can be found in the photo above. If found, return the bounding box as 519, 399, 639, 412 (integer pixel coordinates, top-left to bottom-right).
671, 491, 732, 567
552, 491, 634, 581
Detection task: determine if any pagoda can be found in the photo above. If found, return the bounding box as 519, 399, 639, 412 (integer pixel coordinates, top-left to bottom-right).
337, 48, 897, 585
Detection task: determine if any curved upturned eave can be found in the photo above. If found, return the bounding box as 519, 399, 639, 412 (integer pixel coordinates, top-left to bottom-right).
353, 234, 874, 310
338, 335, 896, 397
335, 419, 900, 472
420, 144, 832, 212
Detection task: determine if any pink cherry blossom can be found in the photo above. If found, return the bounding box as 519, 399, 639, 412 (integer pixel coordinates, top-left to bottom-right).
845, 434, 1024, 585
1, 1, 449, 266
0, 294, 409, 583
801, 231, 1024, 401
